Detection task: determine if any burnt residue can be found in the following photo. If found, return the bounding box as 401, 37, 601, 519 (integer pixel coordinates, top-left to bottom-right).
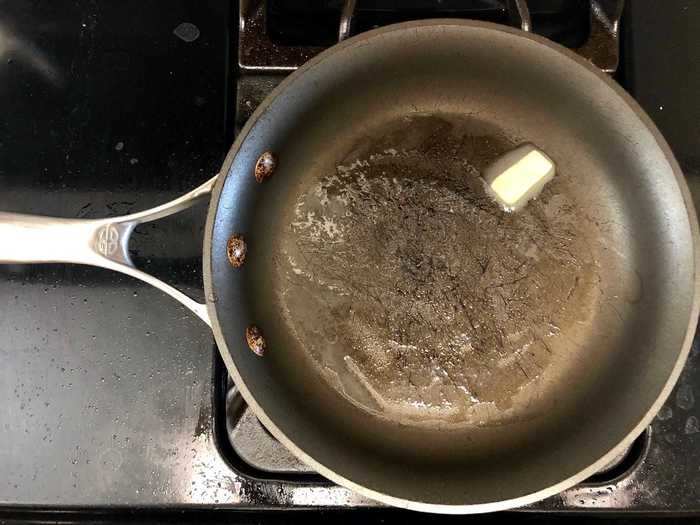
576, 0, 624, 73
236, 477, 294, 506
278, 114, 600, 426
238, 0, 321, 71
194, 402, 211, 439
227, 234, 247, 268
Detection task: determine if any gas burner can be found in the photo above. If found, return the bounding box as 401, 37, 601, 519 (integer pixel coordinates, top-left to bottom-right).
238, 0, 623, 73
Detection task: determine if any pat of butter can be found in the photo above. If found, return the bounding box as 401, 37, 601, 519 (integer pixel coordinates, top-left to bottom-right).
484, 144, 556, 212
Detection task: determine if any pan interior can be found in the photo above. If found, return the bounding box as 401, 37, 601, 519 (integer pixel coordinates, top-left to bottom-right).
210, 21, 697, 507
277, 113, 601, 428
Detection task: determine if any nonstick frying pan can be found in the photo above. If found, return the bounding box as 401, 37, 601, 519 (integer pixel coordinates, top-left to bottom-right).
0, 20, 698, 513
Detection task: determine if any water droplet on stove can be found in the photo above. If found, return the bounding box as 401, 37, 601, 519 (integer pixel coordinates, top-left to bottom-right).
173, 22, 200, 43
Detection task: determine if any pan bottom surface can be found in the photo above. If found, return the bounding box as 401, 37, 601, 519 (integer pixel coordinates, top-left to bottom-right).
275, 113, 608, 429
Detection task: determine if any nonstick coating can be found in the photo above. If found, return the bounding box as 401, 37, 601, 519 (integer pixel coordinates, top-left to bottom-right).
203, 21, 699, 512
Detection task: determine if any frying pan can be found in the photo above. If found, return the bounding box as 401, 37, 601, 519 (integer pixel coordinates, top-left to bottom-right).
0, 20, 698, 513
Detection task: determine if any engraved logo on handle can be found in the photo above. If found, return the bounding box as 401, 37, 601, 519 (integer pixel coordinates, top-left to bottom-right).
97, 224, 119, 256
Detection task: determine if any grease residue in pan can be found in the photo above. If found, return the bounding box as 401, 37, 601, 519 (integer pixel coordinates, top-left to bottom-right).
277, 114, 603, 427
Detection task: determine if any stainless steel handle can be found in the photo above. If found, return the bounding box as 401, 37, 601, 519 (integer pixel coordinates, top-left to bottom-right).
507, 0, 532, 32
338, 0, 357, 41
0, 176, 217, 326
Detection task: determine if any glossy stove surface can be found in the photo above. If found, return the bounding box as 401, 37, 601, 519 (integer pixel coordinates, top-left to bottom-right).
0, 0, 699, 516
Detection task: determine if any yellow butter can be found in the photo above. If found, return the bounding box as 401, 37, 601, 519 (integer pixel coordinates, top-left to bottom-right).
484, 144, 556, 212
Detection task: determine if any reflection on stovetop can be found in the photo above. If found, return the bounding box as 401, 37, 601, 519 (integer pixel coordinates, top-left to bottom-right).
1, 0, 699, 515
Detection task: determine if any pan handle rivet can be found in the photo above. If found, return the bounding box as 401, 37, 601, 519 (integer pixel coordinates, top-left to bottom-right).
245, 325, 266, 356
254, 151, 277, 182
227, 234, 247, 268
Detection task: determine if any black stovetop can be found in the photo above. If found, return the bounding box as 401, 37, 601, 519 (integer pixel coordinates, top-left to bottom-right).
0, 0, 699, 519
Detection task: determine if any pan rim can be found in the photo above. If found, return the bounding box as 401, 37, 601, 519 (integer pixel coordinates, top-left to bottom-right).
203, 18, 700, 513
